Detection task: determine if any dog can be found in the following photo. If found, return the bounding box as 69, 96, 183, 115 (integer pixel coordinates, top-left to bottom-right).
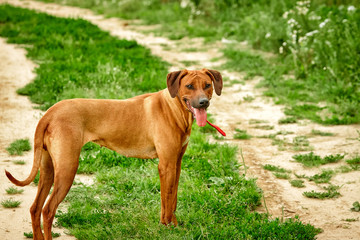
5, 68, 223, 240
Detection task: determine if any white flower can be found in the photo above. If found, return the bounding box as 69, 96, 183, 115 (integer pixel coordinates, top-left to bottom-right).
305, 30, 319, 37
180, 0, 190, 8
279, 46, 284, 54
283, 11, 289, 19
299, 36, 306, 43
319, 19, 330, 28
347, 6, 356, 12
265, 32, 271, 38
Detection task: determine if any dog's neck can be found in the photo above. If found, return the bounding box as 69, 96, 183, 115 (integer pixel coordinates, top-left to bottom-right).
162, 89, 193, 134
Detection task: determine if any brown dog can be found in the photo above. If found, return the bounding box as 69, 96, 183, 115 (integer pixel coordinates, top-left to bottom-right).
5, 68, 222, 240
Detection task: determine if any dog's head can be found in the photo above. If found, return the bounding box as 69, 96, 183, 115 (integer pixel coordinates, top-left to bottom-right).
167, 69, 223, 127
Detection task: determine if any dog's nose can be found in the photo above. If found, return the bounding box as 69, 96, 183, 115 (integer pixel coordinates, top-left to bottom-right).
198, 98, 209, 107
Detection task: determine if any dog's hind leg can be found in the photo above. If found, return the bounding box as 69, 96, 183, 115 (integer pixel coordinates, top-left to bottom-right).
41, 136, 81, 240
30, 150, 54, 240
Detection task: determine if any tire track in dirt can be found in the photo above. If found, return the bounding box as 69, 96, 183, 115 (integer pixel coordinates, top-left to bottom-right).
1, 1, 360, 239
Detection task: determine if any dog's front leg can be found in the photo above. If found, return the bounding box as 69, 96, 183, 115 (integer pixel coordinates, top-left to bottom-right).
158, 150, 182, 225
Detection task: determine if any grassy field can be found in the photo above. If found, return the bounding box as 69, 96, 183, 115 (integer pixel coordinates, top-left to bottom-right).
39, 0, 360, 124
0, 4, 321, 239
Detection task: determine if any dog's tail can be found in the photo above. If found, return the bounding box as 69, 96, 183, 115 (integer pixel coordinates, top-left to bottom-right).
5, 121, 48, 187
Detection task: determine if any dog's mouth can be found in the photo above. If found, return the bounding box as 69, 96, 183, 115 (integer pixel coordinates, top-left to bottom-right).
184, 99, 207, 127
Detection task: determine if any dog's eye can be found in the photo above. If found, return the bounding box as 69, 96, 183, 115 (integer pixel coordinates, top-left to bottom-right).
204, 83, 211, 89
186, 84, 194, 90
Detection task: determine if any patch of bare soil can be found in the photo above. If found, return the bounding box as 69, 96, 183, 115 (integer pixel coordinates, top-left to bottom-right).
1, 1, 359, 239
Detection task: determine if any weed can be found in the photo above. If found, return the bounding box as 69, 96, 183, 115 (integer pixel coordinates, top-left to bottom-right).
336, 165, 353, 174
343, 218, 359, 222
253, 125, 274, 130
346, 156, 360, 170
249, 119, 269, 124
243, 95, 255, 102
14, 160, 26, 165
274, 172, 291, 180
292, 136, 313, 151
289, 179, 305, 188
33, 171, 40, 185
311, 129, 335, 137
272, 137, 291, 151
303, 185, 341, 199
6, 139, 31, 156
263, 164, 290, 173
234, 129, 252, 140
5, 187, 24, 195
293, 152, 344, 168
351, 201, 360, 212
1, 199, 21, 208
263, 164, 291, 179
24, 231, 60, 238
279, 117, 298, 124
308, 170, 334, 184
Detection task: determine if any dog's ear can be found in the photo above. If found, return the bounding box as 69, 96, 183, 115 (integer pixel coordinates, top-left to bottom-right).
167, 70, 188, 98
204, 69, 223, 96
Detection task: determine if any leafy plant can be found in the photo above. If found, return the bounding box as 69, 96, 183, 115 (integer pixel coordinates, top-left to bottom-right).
263, 164, 291, 173
1, 199, 21, 208
351, 201, 360, 212
6, 187, 24, 195
346, 156, 360, 170
303, 185, 341, 199
234, 129, 252, 140
24, 231, 60, 238
293, 152, 344, 168
292, 136, 313, 151
289, 179, 305, 188
6, 139, 31, 156
14, 160, 26, 165
311, 129, 335, 137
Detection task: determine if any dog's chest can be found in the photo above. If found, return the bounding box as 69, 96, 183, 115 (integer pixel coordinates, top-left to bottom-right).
115, 146, 158, 159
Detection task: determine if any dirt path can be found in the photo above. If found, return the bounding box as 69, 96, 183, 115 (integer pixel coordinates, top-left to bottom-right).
0, 1, 359, 239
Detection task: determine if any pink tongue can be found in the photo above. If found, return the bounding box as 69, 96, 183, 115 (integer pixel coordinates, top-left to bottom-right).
194, 108, 207, 127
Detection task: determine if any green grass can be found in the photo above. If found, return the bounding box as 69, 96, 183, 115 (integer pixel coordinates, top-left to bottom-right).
0, 4, 168, 110
292, 136, 313, 151
56, 127, 320, 239
273, 172, 291, 180
278, 116, 298, 124
0, 5, 321, 239
24, 231, 60, 238
253, 125, 274, 130
263, 164, 291, 180
1, 199, 21, 208
14, 160, 26, 165
308, 170, 335, 184
6, 138, 31, 156
311, 129, 335, 137
303, 185, 341, 199
35, 1, 360, 125
346, 156, 360, 170
292, 152, 345, 168
263, 164, 290, 173
5, 187, 24, 195
289, 179, 305, 188
351, 201, 360, 212
233, 129, 252, 140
